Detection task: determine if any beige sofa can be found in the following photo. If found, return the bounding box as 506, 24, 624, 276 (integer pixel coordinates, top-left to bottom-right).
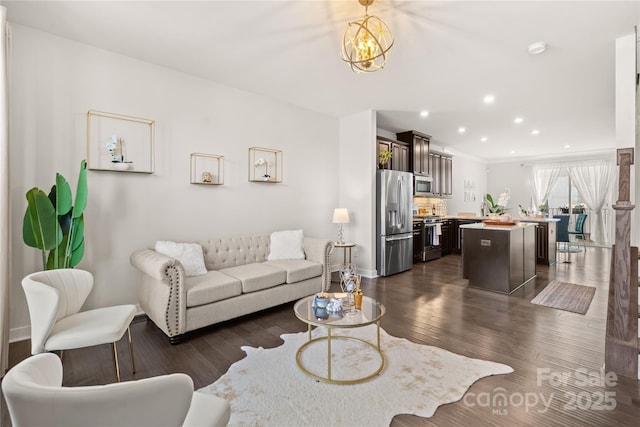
130, 234, 332, 343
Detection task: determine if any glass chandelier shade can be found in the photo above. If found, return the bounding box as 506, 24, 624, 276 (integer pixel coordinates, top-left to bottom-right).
341, 1, 394, 73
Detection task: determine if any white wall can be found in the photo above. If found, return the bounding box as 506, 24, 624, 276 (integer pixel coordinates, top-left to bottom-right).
9, 25, 339, 339
339, 111, 376, 276
486, 161, 533, 215
446, 152, 488, 216
615, 33, 638, 246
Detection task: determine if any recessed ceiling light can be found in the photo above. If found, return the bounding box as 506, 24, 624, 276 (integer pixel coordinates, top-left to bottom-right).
564, 144, 571, 149
514, 117, 524, 124
531, 129, 540, 135
483, 95, 495, 104
420, 110, 429, 118
510, 150, 516, 155
480, 137, 488, 142
528, 42, 547, 55
458, 127, 466, 133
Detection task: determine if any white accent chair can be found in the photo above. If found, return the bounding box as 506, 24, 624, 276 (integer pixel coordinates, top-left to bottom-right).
2, 353, 231, 427
22, 269, 136, 382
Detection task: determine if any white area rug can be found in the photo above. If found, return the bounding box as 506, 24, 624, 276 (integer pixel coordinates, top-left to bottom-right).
200, 325, 513, 426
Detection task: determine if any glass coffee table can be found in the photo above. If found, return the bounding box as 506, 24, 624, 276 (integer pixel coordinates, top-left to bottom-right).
293, 294, 385, 385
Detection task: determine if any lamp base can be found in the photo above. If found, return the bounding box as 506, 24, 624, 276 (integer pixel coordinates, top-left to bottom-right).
336, 224, 344, 244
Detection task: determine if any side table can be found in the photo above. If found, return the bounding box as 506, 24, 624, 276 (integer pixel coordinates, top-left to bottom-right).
333, 242, 355, 265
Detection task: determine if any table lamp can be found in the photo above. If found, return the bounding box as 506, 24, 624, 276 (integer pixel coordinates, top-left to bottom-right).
332, 208, 350, 244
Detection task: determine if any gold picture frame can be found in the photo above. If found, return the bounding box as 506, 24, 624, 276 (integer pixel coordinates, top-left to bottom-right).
87, 110, 155, 173
248, 147, 282, 183
190, 153, 224, 185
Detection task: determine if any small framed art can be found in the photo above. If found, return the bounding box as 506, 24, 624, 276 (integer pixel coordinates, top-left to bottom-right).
87, 110, 155, 173
190, 153, 224, 185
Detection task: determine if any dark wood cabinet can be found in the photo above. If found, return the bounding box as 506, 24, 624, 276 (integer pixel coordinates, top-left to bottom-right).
452, 219, 482, 254
413, 221, 424, 263
441, 220, 453, 255
429, 152, 441, 194
428, 151, 453, 198
392, 142, 409, 172
441, 155, 453, 197
528, 221, 557, 265
396, 130, 431, 176
377, 139, 391, 170
377, 137, 409, 172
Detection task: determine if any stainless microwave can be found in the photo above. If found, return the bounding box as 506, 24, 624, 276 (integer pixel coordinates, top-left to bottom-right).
414, 175, 433, 197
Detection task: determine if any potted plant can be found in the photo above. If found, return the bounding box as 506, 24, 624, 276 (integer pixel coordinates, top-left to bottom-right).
22, 160, 88, 270
378, 150, 392, 169
254, 158, 270, 181
484, 188, 511, 218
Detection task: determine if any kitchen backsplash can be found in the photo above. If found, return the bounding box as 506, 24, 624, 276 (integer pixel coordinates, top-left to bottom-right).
413, 197, 447, 216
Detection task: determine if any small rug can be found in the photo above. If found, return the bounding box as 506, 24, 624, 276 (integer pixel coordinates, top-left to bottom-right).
200, 325, 513, 426
531, 280, 596, 314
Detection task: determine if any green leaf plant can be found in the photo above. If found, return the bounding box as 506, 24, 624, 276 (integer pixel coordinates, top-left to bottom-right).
22, 160, 87, 270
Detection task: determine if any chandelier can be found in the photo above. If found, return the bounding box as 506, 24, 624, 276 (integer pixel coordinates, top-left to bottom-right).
341, 0, 394, 73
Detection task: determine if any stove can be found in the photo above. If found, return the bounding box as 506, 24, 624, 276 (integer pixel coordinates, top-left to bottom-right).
422, 215, 441, 223
412, 216, 442, 262
413, 215, 442, 224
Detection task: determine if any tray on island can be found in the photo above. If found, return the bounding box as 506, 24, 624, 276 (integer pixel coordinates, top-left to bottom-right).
483, 220, 517, 226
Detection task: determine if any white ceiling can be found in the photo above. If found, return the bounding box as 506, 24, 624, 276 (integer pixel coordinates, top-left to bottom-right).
4, 0, 638, 162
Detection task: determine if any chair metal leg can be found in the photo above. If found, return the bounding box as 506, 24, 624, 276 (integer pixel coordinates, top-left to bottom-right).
112, 342, 121, 383
127, 327, 136, 374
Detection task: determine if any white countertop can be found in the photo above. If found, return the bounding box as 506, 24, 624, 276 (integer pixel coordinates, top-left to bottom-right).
460, 222, 537, 231
518, 217, 560, 223
441, 215, 558, 223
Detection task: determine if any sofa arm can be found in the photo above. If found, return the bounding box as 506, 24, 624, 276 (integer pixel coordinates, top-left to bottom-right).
130, 249, 188, 338
130, 249, 178, 281
303, 237, 334, 292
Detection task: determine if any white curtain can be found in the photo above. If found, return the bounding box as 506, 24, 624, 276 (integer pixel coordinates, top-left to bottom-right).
530, 164, 562, 209
568, 159, 615, 245
0, 6, 9, 376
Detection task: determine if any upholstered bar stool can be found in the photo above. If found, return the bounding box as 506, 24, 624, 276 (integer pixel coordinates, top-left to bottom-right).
22, 269, 136, 382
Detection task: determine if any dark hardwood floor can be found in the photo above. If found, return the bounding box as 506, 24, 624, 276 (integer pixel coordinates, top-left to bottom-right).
3, 248, 640, 426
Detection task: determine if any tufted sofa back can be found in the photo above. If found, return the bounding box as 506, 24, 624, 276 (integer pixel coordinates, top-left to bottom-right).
199, 235, 271, 271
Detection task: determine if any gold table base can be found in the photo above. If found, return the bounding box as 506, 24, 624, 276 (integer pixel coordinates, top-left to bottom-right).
295, 322, 384, 385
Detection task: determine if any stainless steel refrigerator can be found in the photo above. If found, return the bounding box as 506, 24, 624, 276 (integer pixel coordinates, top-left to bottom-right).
376, 170, 413, 276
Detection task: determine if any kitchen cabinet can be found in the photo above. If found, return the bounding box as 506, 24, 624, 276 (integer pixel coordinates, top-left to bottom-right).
440, 220, 453, 255
441, 155, 453, 197
521, 219, 557, 265
392, 142, 410, 172
413, 221, 424, 263
452, 218, 482, 254
377, 137, 409, 172
396, 130, 431, 176
429, 151, 453, 197
461, 223, 537, 294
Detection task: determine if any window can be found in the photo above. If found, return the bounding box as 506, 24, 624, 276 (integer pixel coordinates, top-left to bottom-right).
547, 172, 584, 213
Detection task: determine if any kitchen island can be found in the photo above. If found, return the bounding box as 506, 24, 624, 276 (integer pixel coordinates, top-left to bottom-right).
461, 222, 536, 294
519, 217, 560, 265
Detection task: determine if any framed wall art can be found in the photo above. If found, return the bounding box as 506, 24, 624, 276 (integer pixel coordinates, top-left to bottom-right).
190, 153, 224, 185
87, 110, 155, 173
248, 147, 282, 183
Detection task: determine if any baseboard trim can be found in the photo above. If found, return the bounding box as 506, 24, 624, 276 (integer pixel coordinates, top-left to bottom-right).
330, 264, 377, 279
9, 326, 30, 343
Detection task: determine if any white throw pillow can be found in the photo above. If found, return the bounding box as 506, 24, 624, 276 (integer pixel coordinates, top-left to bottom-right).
267, 230, 305, 261
155, 241, 207, 277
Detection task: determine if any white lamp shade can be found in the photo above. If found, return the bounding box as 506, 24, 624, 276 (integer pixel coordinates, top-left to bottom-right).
332, 208, 350, 224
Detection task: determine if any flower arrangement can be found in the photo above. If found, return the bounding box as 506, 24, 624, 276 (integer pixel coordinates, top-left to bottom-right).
254, 157, 270, 180
484, 188, 511, 214
105, 135, 124, 163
